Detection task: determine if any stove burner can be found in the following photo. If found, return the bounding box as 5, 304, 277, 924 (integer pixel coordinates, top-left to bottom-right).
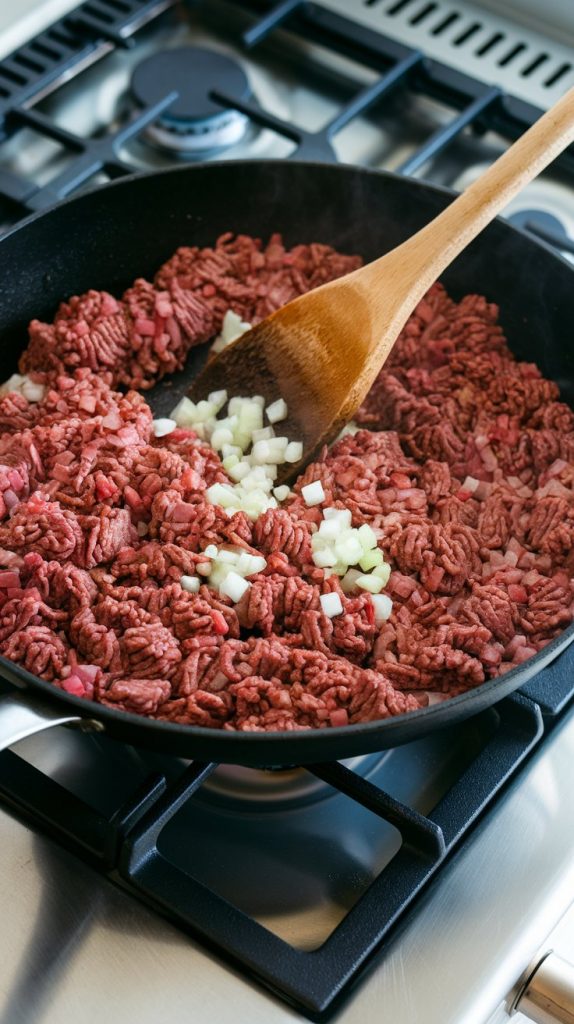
131, 47, 251, 155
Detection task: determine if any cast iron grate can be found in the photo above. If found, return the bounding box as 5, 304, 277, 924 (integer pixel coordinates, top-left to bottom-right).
0, 0, 573, 256
0, 691, 553, 1020
0, 0, 573, 1017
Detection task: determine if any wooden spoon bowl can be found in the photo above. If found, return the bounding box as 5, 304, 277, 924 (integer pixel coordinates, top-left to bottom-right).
189, 87, 574, 483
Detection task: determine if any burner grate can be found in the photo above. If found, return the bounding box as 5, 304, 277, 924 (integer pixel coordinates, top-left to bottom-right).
0, 0, 573, 254
0, 693, 546, 1020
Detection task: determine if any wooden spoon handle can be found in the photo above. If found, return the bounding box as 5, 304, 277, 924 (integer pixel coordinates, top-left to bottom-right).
365, 86, 574, 297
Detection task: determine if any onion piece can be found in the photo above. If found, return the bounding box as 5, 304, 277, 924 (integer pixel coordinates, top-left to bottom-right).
356, 574, 384, 594
180, 575, 200, 593
320, 592, 344, 618
273, 485, 291, 501
220, 571, 251, 603
461, 475, 479, 493
266, 398, 288, 423
302, 480, 326, 507
285, 442, 303, 464
371, 594, 393, 623
323, 507, 352, 527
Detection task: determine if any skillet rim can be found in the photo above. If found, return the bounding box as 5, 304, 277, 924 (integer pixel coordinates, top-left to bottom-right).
0, 157, 572, 761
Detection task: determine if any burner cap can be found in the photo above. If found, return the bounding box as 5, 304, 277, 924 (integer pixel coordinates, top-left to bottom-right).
131, 47, 251, 155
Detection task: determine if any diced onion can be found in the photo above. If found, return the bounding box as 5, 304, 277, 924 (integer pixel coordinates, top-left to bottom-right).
207, 389, 228, 412
318, 518, 343, 541
357, 524, 378, 551
462, 475, 479, 493
211, 310, 252, 354
0, 373, 46, 404
323, 507, 352, 527
211, 427, 234, 449
251, 440, 272, 463
302, 480, 325, 506
313, 548, 339, 568
371, 594, 393, 623
284, 442, 303, 464
217, 549, 237, 564
355, 574, 384, 594
170, 397, 197, 424
152, 418, 177, 438
320, 592, 344, 618
359, 547, 384, 572
252, 426, 275, 442
21, 379, 46, 403
341, 568, 362, 593
193, 400, 217, 423
266, 398, 288, 423
180, 575, 200, 593
228, 460, 251, 482
372, 563, 391, 586
222, 443, 242, 458
220, 571, 251, 603
206, 483, 237, 508
273, 485, 291, 501
335, 534, 363, 564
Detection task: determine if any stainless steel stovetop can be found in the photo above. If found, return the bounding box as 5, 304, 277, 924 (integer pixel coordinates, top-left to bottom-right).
2, 709, 574, 1024
0, 2, 574, 1023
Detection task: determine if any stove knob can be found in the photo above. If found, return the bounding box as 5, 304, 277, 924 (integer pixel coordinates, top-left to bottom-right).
513, 952, 574, 1024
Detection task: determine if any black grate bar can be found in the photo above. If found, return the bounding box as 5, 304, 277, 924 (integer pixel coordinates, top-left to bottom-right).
235, 2, 574, 177
0, 168, 37, 205
307, 760, 445, 858
0, 749, 111, 862
124, 761, 217, 867
210, 89, 309, 145
0, 0, 178, 133
117, 695, 543, 1020
242, 0, 306, 48
325, 50, 423, 138
210, 88, 336, 159
11, 107, 86, 150
520, 650, 574, 716
397, 85, 501, 175
213, 50, 422, 161
0, 750, 166, 868
430, 694, 543, 846
303, 3, 416, 70
11, 90, 177, 212
107, 772, 167, 863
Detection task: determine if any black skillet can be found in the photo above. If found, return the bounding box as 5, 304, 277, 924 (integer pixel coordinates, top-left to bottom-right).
0, 160, 572, 766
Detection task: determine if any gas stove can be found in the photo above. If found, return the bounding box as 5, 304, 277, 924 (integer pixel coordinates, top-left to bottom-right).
1, 3, 574, 1023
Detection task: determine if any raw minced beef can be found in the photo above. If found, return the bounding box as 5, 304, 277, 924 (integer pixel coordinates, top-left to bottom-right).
21, 233, 361, 391
0, 233, 572, 731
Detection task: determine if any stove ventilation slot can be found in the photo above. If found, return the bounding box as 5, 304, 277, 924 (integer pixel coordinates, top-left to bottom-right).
324, 0, 574, 108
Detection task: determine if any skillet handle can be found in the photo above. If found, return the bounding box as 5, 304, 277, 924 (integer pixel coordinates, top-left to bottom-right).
0, 689, 104, 753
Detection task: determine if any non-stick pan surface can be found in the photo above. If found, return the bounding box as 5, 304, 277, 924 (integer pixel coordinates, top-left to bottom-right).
0, 160, 573, 766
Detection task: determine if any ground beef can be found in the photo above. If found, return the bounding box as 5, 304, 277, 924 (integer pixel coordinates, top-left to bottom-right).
21, 234, 360, 391
1, 238, 573, 731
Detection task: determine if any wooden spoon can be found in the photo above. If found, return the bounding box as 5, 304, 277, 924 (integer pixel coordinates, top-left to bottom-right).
189, 87, 574, 483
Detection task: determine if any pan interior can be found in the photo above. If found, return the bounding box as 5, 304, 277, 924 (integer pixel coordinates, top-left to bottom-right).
0, 160, 573, 763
